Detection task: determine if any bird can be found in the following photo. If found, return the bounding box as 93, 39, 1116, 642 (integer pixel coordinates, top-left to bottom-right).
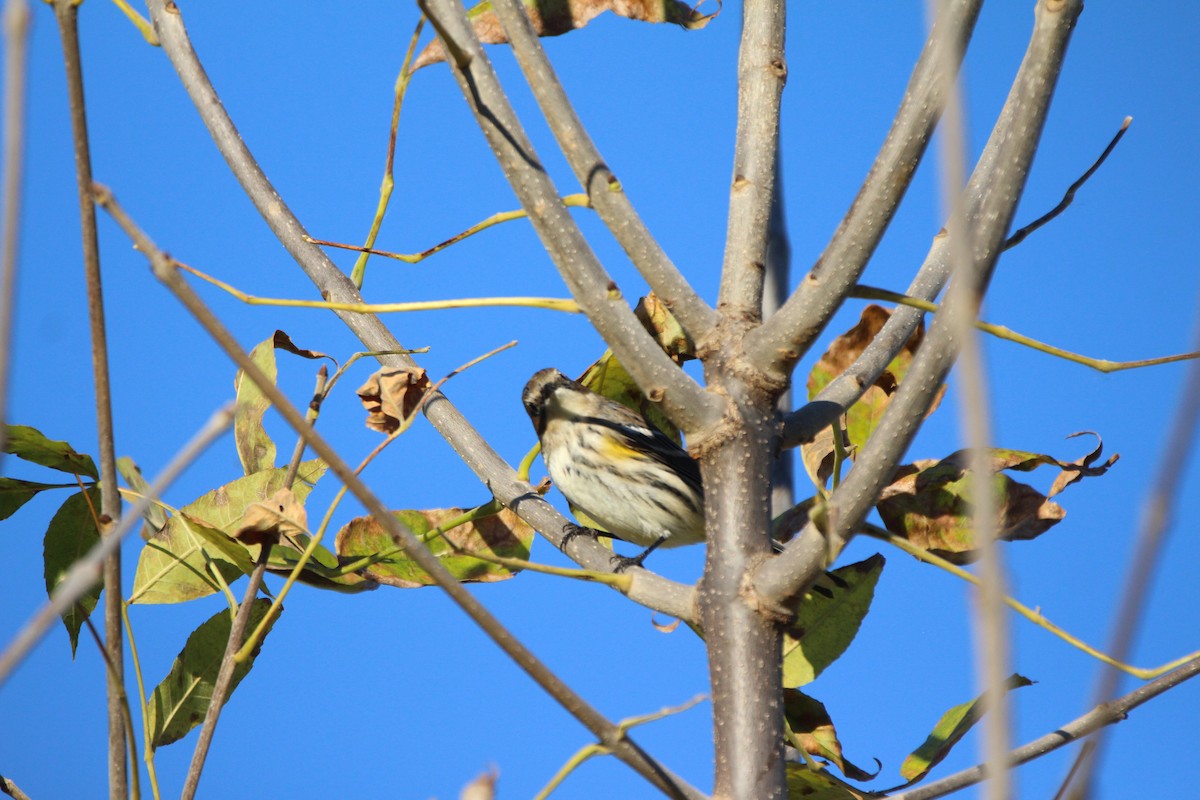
521, 367, 705, 570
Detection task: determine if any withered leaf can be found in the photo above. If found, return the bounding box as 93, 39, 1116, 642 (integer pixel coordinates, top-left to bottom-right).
412, 0, 720, 72
634, 292, 695, 365
233, 488, 309, 547
784, 762, 872, 800
875, 439, 1117, 563
806, 304, 945, 458
358, 366, 432, 434
272, 330, 335, 364
783, 689, 877, 782
233, 337, 278, 476
335, 507, 534, 587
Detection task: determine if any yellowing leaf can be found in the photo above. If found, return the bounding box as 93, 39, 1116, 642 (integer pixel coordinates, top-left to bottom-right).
335, 507, 534, 587
899, 674, 1034, 783
783, 690, 876, 782
234, 336, 278, 476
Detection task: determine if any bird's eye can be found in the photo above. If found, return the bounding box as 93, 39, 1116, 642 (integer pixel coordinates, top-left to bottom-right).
524, 401, 539, 417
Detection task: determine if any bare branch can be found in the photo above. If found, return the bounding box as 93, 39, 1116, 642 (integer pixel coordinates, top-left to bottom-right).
484, 0, 719, 341
417, 0, 720, 435
889, 655, 1200, 800
744, 0, 983, 383
142, 0, 695, 623
754, 0, 1085, 607
0, 404, 235, 688
50, 3, 127, 792
0, 0, 31, 459
99, 187, 707, 800
713, 0, 787, 323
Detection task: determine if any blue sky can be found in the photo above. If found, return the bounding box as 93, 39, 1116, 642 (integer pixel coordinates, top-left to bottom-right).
2, 2, 1198, 798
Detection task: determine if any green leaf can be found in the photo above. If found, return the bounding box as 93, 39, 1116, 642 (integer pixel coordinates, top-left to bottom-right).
0, 477, 75, 521
147, 598, 278, 747
116, 456, 168, 535
4, 424, 98, 478
43, 488, 103, 656
900, 674, 1034, 783
335, 507, 534, 587
782, 555, 884, 688
233, 337, 279, 476
130, 461, 326, 603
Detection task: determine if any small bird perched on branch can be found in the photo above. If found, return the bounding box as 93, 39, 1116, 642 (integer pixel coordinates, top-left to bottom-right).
522, 368, 705, 570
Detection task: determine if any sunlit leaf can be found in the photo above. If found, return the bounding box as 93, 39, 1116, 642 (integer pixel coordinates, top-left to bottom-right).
4, 424, 98, 479
335, 507, 534, 587
782, 555, 884, 688
899, 674, 1034, 783
116, 456, 168, 535
147, 598, 278, 747
130, 461, 326, 603
42, 488, 103, 656
233, 336, 279, 476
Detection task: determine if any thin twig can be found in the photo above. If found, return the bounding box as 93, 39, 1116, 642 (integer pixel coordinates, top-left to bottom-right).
0, 0, 31, 461
1003, 117, 1132, 251
888, 654, 1200, 800
349, 14, 424, 288
0, 404, 235, 687
180, 548, 272, 800
98, 187, 707, 800
120, 603, 161, 800
850, 284, 1200, 372
82, 616, 140, 800
177, 260, 581, 314
51, 3, 128, 792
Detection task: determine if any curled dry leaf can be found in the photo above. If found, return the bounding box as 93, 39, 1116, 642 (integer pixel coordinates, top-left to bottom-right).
233, 488, 309, 547
412, 0, 720, 71
876, 440, 1118, 563
358, 366, 432, 434
803, 305, 945, 487
272, 329, 335, 363
783, 689, 877, 782
335, 507, 534, 587
634, 292, 695, 365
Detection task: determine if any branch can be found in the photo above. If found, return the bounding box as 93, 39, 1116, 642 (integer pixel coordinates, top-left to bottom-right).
50, 3, 128, 793
744, 0, 983, 383
416, 0, 720, 436
713, 0, 787, 324
753, 0, 1085, 607
779, 8, 1124, 450
484, 0, 718, 341
0, 0, 31, 458
888, 654, 1200, 800
0, 404, 235, 687
142, 0, 695, 624
98, 188, 707, 800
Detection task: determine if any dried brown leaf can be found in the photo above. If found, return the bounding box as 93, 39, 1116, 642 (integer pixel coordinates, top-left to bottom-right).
413, 0, 719, 71
234, 488, 309, 546
272, 330, 335, 364
807, 305, 944, 455
358, 366, 431, 434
